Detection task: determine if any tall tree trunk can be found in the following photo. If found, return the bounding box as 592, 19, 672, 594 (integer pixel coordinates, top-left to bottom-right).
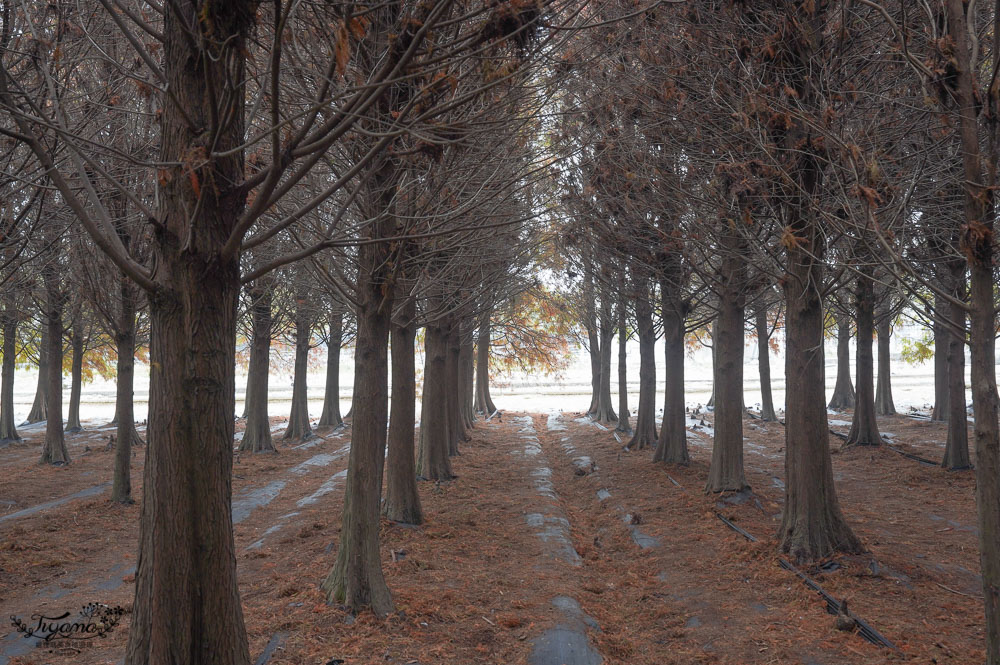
706, 318, 716, 409
474, 310, 497, 415
847, 270, 881, 446
283, 300, 313, 441
39, 275, 68, 465
322, 160, 397, 616
417, 318, 454, 481
875, 306, 896, 415
319, 310, 344, 428
0, 314, 20, 443
706, 238, 748, 493
384, 298, 422, 524
827, 313, 855, 410
755, 305, 777, 421
111, 281, 138, 504
654, 280, 688, 464
628, 283, 656, 449
615, 301, 631, 434
25, 326, 47, 424
240, 287, 274, 453
778, 200, 860, 562
461, 334, 475, 430
943, 285, 970, 470
446, 318, 466, 454
933, 302, 950, 421
593, 289, 617, 424
583, 249, 600, 416
125, 4, 252, 662
66, 321, 84, 432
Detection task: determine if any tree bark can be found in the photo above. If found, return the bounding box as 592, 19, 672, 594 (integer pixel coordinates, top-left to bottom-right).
25, 326, 47, 424
66, 321, 84, 432
0, 313, 20, 443
942, 289, 970, 470
283, 300, 313, 441
706, 239, 748, 493
583, 249, 600, 416
240, 287, 274, 453
628, 283, 656, 449
827, 313, 855, 411
846, 270, 881, 446
755, 305, 777, 421
384, 298, 423, 524
932, 301, 950, 421
706, 318, 716, 409
446, 318, 467, 454
593, 286, 617, 424
875, 307, 896, 415
615, 301, 631, 434
39, 274, 68, 465
417, 318, 454, 481
318, 310, 344, 428
654, 280, 688, 464
474, 309, 497, 415
111, 280, 138, 504
460, 333, 475, 430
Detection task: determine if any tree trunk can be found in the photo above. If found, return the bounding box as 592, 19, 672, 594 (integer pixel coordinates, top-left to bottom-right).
125, 4, 252, 661
932, 302, 950, 421
654, 281, 688, 464
827, 313, 855, 411
39, 278, 68, 465
283, 301, 313, 441
384, 298, 422, 524
706, 319, 716, 409
319, 310, 344, 428
875, 308, 896, 415
777, 208, 861, 562
0, 314, 20, 443
847, 270, 881, 446
706, 241, 748, 493
583, 250, 600, 416
239, 287, 274, 453
321, 160, 397, 616
474, 310, 497, 415
446, 319, 466, 454
755, 305, 777, 421
593, 288, 617, 424
942, 289, 970, 470
460, 333, 475, 431
111, 281, 138, 504
628, 283, 656, 449
417, 318, 454, 481
66, 322, 84, 432
615, 301, 631, 434
25, 326, 47, 424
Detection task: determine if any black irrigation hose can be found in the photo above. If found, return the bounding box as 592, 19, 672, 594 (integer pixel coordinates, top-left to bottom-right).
716, 513, 900, 652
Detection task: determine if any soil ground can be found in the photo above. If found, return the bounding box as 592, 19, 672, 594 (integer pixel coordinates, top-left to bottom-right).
0, 406, 985, 664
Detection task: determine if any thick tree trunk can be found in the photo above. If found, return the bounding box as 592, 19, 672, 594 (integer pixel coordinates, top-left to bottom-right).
847, 271, 881, 446
0, 315, 20, 443
933, 303, 950, 421
628, 284, 656, 450
25, 326, 47, 424
706, 243, 748, 493
474, 311, 497, 415
319, 310, 344, 428
111, 283, 138, 504
322, 159, 397, 616
875, 308, 896, 415
778, 213, 861, 562
446, 319, 466, 454
125, 4, 251, 662
66, 323, 84, 432
384, 299, 422, 524
706, 319, 716, 409
827, 314, 855, 411
615, 301, 631, 434
240, 288, 274, 453
755, 305, 777, 421
460, 334, 475, 430
39, 291, 68, 465
942, 290, 970, 470
593, 289, 617, 424
283, 302, 313, 441
417, 319, 454, 481
654, 281, 688, 464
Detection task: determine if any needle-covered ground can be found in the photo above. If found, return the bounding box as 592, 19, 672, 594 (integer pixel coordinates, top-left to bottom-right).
0, 408, 983, 664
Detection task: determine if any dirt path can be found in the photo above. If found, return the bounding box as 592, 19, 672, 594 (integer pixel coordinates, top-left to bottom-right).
0, 411, 987, 664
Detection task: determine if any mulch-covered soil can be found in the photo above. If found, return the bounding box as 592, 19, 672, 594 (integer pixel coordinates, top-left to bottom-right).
0, 407, 986, 664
